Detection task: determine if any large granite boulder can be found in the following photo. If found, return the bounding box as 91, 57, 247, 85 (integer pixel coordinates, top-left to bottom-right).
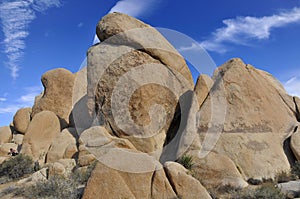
164, 161, 212, 199
189, 150, 248, 189
198, 58, 298, 180
21, 111, 60, 164
32, 68, 75, 128
82, 161, 177, 199
13, 107, 32, 134
87, 43, 190, 155
96, 12, 194, 87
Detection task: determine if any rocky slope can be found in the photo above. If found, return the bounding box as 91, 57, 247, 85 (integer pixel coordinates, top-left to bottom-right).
0, 12, 299, 199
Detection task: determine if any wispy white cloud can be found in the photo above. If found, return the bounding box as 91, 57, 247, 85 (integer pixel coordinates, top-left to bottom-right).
0, 0, 61, 79
0, 97, 6, 102
0, 86, 42, 114
20, 86, 42, 103
284, 76, 300, 97
109, 0, 159, 18
200, 7, 300, 53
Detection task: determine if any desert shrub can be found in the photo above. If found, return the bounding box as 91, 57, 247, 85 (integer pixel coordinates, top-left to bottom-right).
208, 184, 241, 199
176, 154, 194, 170
72, 160, 97, 185
291, 161, 300, 178
16, 175, 79, 199
231, 183, 285, 199
0, 154, 34, 181
275, 170, 297, 183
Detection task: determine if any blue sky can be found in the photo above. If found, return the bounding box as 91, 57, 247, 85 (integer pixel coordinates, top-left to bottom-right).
0, 0, 300, 126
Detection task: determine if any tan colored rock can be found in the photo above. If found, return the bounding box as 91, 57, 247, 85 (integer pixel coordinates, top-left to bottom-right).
200, 58, 297, 135
194, 74, 213, 108
21, 111, 60, 164
13, 107, 32, 134
291, 126, 300, 161
0, 143, 18, 156
295, 96, 300, 120
189, 151, 247, 189
12, 133, 24, 145
78, 126, 137, 166
0, 126, 12, 144
197, 58, 298, 179
46, 128, 77, 163
48, 162, 65, 176
87, 44, 190, 154
96, 12, 194, 88
78, 154, 96, 167
32, 68, 75, 128
164, 161, 212, 199
48, 159, 76, 178
200, 133, 290, 180
82, 161, 177, 199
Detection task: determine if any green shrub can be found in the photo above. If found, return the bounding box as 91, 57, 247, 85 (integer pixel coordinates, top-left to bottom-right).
0, 154, 34, 180
176, 154, 194, 170
16, 175, 79, 199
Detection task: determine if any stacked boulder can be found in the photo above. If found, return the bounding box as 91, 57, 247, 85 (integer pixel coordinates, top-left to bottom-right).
0, 12, 300, 199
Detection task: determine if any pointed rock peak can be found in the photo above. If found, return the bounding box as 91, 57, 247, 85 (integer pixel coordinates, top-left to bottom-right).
221, 58, 246, 71
212, 58, 246, 78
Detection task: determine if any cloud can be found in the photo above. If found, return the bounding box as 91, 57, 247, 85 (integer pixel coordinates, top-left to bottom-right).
284, 76, 300, 97
0, 98, 6, 102
109, 0, 158, 18
201, 7, 300, 53
0, 0, 61, 79
0, 86, 42, 114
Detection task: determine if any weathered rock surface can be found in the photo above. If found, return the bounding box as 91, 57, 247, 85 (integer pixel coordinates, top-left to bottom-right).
199, 58, 297, 135
0, 126, 12, 144
194, 74, 213, 108
46, 128, 78, 163
291, 126, 300, 161
13, 107, 32, 134
277, 180, 300, 197
21, 111, 60, 163
48, 159, 76, 177
82, 161, 177, 199
79, 126, 137, 162
201, 133, 290, 180
12, 133, 24, 145
32, 68, 75, 128
96, 12, 194, 87
189, 150, 248, 189
87, 44, 189, 154
164, 161, 212, 199
198, 58, 298, 179
295, 96, 300, 121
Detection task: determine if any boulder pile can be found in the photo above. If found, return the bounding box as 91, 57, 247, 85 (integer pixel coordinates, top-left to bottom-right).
0, 12, 299, 199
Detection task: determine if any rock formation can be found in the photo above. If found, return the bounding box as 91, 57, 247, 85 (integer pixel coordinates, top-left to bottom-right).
0, 12, 300, 199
